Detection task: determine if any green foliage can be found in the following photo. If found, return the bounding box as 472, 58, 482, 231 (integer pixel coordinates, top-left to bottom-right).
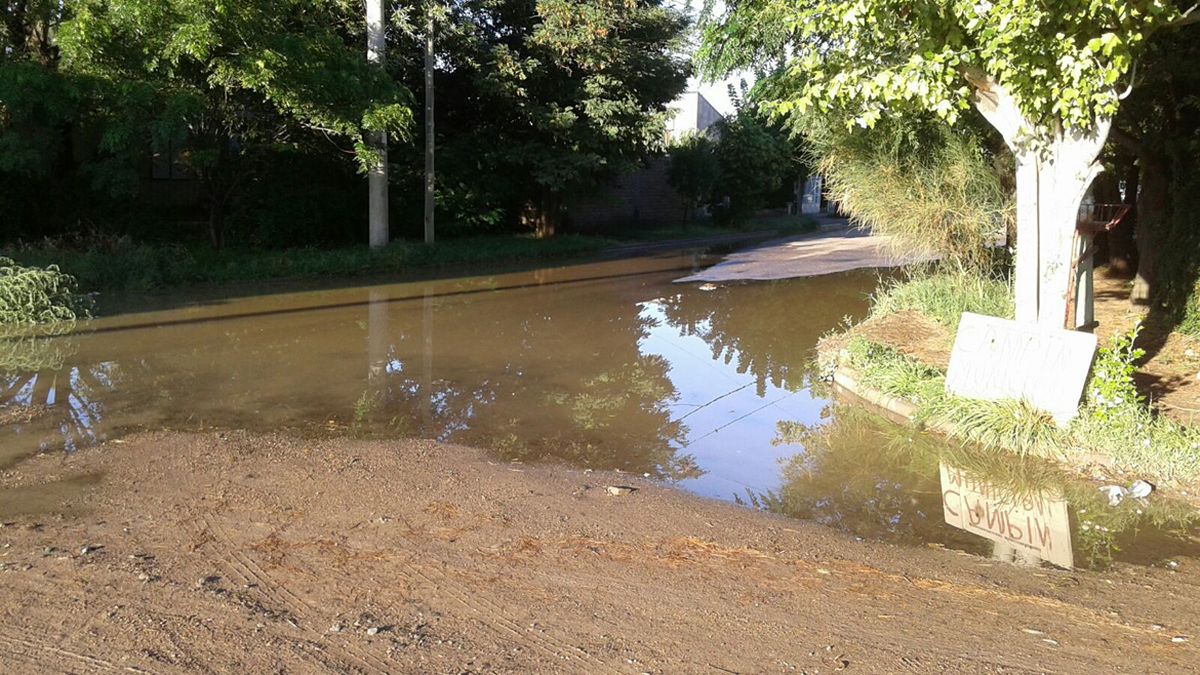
1086, 322, 1146, 420
2, 0, 413, 248
7, 235, 621, 293
869, 269, 1013, 331
0, 257, 92, 325
2, 1, 690, 245
711, 113, 791, 222
800, 112, 1012, 270
666, 133, 721, 222
422, 0, 690, 232
701, 0, 1182, 136
57, 0, 413, 169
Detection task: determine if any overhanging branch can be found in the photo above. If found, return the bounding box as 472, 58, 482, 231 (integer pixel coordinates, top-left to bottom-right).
1169, 3, 1200, 28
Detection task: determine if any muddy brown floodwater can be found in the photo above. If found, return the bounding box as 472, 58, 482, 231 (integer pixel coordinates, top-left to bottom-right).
4, 254, 1200, 569
1, 254, 1200, 671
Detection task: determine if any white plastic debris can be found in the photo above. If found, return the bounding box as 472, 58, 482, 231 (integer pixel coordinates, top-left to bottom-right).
698, 283, 718, 292
1099, 485, 1128, 506
1128, 479, 1154, 499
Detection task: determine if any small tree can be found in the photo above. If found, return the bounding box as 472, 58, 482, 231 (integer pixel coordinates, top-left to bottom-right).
667, 133, 720, 225
702, 0, 1195, 327
713, 114, 789, 223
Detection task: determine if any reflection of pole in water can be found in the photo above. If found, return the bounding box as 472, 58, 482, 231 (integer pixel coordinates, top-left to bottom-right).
422, 286, 435, 432
367, 289, 390, 381
991, 541, 1042, 567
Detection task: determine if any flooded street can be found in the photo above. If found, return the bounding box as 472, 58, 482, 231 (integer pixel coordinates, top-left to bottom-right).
3, 255, 1199, 572
3, 255, 1200, 672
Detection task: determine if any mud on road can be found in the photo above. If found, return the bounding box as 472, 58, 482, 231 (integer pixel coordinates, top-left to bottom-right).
0, 431, 1196, 673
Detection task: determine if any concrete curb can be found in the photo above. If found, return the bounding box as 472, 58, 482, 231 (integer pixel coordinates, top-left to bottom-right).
831, 366, 920, 426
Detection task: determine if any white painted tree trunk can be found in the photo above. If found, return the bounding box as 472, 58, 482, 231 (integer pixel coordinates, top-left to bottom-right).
366, 0, 389, 249
970, 73, 1110, 328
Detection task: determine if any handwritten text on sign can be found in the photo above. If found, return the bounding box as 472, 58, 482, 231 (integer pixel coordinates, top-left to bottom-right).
939, 463, 1074, 569
945, 313, 1097, 424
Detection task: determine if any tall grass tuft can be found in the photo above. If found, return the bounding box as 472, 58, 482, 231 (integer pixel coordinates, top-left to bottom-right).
799, 113, 1013, 272
921, 395, 1061, 456
869, 268, 1013, 331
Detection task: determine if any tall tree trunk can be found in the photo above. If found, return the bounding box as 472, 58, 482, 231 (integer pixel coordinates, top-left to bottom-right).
970, 72, 1110, 328
1131, 153, 1169, 304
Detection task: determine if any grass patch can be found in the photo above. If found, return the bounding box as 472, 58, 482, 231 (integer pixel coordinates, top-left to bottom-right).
869, 268, 1013, 331
4, 235, 620, 294
4, 218, 818, 296
840, 335, 1200, 485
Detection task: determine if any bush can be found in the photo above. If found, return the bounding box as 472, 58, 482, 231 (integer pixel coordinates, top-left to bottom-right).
667, 133, 721, 224
1085, 322, 1145, 420
0, 257, 92, 325
712, 115, 792, 223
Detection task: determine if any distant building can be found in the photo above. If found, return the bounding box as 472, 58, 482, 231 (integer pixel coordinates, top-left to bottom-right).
568, 92, 724, 233
667, 91, 723, 141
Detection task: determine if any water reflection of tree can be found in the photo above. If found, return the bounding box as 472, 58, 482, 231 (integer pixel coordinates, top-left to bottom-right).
655, 273, 878, 395
358, 282, 695, 479
762, 404, 1200, 569
751, 405, 982, 549
1, 325, 118, 459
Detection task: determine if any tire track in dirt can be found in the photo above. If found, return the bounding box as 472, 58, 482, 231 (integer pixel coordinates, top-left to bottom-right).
193, 515, 396, 674
0, 627, 123, 673
398, 549, 620, 672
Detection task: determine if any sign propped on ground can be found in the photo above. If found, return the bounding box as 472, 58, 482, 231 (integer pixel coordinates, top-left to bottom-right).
939, 463, 1074, 569
945, 312, 1097, 425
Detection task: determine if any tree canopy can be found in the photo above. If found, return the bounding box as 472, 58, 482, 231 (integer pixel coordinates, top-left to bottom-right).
702, 0, 1195, 327
702, 0, 1186, 139
408, 0, 690, 235
1, 1, 691, 246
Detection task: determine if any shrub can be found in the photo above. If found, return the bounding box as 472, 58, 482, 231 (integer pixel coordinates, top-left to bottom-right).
0, 257, 92, 325
667, 133, 721, 224
1085, 322, 1145, 420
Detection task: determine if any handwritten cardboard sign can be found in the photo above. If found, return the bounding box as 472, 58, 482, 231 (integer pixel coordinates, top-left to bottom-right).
939, 463, 1074, 569
945, 312, 1097, 424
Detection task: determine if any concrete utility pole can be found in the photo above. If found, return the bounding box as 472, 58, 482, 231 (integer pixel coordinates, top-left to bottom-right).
366, 0, 389, 249
423, 3, 436, 244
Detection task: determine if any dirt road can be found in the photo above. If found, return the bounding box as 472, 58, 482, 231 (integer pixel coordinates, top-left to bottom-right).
0, 431, 1196, 673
